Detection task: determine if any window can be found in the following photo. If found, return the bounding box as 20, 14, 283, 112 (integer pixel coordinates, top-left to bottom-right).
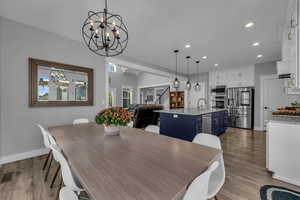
122, 87, 133, 108
108, 63, 117, 72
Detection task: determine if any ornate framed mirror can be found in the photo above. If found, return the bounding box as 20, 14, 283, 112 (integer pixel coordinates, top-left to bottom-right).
29, 58, 94, 107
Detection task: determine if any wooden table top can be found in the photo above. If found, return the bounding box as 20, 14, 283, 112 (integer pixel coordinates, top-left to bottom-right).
49, 123, 221, 200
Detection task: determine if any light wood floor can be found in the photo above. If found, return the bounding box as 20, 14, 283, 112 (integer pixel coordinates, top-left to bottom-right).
0, 128, 299, 200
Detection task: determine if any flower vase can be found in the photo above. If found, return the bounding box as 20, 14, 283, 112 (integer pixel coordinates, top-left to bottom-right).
104, 125, 120, 136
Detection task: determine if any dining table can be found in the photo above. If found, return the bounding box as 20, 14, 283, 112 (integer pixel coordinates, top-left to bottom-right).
49, 123, 222, 200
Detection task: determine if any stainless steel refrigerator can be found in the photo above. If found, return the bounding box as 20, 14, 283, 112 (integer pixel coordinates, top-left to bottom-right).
227, 87, 254, 129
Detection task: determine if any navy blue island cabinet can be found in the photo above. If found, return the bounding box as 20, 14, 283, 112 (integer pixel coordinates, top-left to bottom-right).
158, 109, 228, 142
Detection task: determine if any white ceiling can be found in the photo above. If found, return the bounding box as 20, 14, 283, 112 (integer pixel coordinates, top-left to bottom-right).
0, 0, 289, 74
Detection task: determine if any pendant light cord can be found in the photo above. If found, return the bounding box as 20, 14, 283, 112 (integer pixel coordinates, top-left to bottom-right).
176, 53, 178, 78
174, 50, 179, 78
186, 56, 190, 81
197, 61, 200, 82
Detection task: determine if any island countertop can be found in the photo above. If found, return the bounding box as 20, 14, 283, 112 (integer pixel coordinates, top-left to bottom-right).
154, 108, 227, 116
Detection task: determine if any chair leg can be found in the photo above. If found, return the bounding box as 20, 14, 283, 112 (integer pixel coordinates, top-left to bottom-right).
50, 165, 60, 188
56, 177, 63, 200
44, 154, 53, 181
42, 150, 52, 170
214, 196, 218, 200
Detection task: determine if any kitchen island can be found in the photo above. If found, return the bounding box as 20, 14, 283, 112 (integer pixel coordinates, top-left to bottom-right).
155, 108, 228, 141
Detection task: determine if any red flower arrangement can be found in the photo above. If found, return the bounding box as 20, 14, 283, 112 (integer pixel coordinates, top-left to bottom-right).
95, 107, 131, 127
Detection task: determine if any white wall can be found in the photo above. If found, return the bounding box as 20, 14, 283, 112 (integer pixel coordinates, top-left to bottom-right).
0, 17, 3, 158
137, 73, 171, 88
109, 72, 138, 106
0, 17, 106, 159
190, 72, 209, 101
209, 65, 255, 88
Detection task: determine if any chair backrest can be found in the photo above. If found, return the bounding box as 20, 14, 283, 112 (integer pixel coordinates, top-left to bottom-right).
133, 105, 163, 129
50, 144, 82, 192
183, 161, 219, 200
37, 124, 51, 149
73, 118, 89, 125
59, 187, 78, 200
145, 125, 160, 134
192, 133, 226, 197
192, 133, 221, 150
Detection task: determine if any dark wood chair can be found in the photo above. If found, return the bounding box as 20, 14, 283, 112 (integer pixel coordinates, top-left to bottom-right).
133, 105, 163, 129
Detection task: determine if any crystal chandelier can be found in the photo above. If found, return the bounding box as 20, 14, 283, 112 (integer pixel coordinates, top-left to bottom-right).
194, 61, 201, 91
172, 50, 180, 89
185, 56, 191, 91
82, 0, 129, 57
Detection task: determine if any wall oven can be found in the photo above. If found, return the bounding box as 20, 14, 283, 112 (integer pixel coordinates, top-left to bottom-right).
215, 96, 226, 109
215, 85, 226, 96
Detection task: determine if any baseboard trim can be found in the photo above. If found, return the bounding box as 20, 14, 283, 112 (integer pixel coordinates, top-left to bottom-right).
0, 148, 49, 165
273, 173, 300, 187
254, 126, 264, 131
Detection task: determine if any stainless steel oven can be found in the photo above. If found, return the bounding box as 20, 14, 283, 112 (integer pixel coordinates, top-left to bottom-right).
215, 100, 225, 109
215, 95, 226, 109
215, 85, 226, 96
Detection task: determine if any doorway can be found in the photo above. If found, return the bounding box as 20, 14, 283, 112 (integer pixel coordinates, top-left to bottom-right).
260, 75, 288, 130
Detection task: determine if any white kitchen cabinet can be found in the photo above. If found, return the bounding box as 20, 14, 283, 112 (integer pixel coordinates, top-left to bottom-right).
209, 65, 254, 88
267, 120, 300, 186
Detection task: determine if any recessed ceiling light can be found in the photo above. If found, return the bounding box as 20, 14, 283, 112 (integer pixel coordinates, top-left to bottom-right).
214, 64, 219, 67
252, 42, 260, 46
257, 54, 263, 58
202, 56, 207, 59
185, 44, 191, 48
245, 22, 254, 28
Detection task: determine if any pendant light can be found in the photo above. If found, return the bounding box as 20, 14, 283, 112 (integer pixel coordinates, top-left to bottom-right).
172, 50, 180, 89
194, 61, 201, 91
185, 56, 191, 91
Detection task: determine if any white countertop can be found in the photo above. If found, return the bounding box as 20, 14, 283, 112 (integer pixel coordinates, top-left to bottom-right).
154, 108, 227, 116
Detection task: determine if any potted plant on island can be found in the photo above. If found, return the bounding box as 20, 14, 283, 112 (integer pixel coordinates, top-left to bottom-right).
95, 107, 131, 135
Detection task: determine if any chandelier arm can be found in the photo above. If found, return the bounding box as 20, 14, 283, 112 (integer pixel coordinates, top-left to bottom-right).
117, 40, 123, 51
90, 32, 101, 49
109, 39, 120, 51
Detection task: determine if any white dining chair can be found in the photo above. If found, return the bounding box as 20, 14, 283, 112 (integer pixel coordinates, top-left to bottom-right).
59, 187, 78, 200
192, 133, 225, 200
182, 161, 219, 200
50, 144, 84, 195
73, 118, 89, 125
145, 125, 160, 134
37, 124, 52, 171
37, 124, 61, 187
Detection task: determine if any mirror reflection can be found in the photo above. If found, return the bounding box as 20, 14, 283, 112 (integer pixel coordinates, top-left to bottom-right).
37, 66, 88, 102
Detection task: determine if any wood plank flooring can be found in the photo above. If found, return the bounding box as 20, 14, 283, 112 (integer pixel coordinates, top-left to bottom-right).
0, 128, 299, 200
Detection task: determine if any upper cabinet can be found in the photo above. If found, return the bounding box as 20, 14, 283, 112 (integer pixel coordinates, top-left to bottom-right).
209, 65, 255, 88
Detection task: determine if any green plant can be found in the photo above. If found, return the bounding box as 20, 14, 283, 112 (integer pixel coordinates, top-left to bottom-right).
291, 101, 300, 107
95, 107, 131, 126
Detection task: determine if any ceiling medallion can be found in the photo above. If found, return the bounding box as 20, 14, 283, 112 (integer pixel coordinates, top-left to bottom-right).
82, 0, 129, 57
